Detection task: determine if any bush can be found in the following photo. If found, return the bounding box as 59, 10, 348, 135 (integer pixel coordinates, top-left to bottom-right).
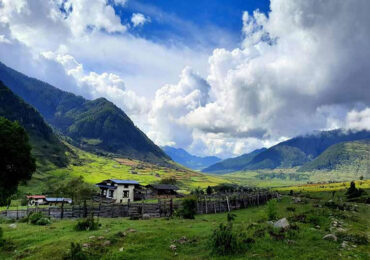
179, 196, 197, 219
63, 242, 88, 260
75, 215, 99, 231
209, 214, 250, 255
266, 199, 278, 221
0, 227, 3, 246
160, 177, 177, 185
345, 181, 365, 199
28, 212, 51, 225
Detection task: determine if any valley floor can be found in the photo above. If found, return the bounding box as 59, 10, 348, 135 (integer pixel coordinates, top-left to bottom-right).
1, 192, 369, 259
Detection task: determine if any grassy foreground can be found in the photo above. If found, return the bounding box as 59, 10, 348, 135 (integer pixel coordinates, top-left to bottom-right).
1, 193, 369, 259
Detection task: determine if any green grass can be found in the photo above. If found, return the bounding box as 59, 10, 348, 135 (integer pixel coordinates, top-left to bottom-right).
19, 143, 228, 196
1, 193, 369, 259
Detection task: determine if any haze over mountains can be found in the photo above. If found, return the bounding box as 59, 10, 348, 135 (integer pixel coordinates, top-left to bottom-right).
0, 62, 169, 165
162, 146, 221, 170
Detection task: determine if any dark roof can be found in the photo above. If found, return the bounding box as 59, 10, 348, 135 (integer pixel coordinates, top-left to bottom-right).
97, 184, 117, 189
45, 198, 72, 202
147, 184, 179, 190
27, 195, 46, 199
100, 179, 139, 185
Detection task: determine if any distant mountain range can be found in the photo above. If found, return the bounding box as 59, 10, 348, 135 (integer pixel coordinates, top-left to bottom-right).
162, 146, 221, 170
0, 62, 170, 164
203, 130, 370, 174
0, 82, 68, 169
202, 148, 267, 174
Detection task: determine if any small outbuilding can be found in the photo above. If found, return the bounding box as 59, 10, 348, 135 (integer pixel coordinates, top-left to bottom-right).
96, 179, 140, 203
45, 198, 72, 205
146, 184, 179, 198
26, 195, 47, 206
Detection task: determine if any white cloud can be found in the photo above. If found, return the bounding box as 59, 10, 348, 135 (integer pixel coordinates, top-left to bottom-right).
1, 0, 370, 158
131, 13, 150, 27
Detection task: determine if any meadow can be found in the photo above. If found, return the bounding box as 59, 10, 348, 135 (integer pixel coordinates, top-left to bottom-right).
1, 192, 369, 259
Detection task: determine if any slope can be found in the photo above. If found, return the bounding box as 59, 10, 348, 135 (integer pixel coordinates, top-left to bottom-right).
0, 61, 169, 164
0, 81, 68, 169
299, 139, 370, 174
244, 129, 370, 170
162, 146, 221, 170
202, 148, 267, 174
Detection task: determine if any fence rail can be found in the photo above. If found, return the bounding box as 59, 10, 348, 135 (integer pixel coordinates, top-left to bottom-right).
0, 191, 278, 220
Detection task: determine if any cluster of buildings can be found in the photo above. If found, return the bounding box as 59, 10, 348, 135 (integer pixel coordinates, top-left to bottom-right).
27, 179, 179, 205
96, 179, 180, 203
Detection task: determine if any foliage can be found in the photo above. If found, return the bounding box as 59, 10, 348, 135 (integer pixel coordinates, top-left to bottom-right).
206, 186, 213, 195
28, 212, 51, 226
209, 213, 249, 256
159, 177, 177, 185
75, 215, 99, 231
179, 196, 197, 219
0, 227, 3, 246
0, 116, 36, 205
266, 199, 278, 221
63, 242, 88, 260
345, 181, 365, 199
48, 176, 97, 203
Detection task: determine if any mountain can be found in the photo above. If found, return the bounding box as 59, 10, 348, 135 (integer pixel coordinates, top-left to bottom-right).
162, 146, 221, 170
202, 148, 267, 174
299, 139, 370, 173
244, 129, 370, 170
0, 81, 68, 168
0, 62, 170, 164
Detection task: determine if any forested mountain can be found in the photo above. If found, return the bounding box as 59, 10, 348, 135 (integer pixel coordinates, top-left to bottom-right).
299, 139, 370, 173
244, 129, 370, 170
162, 146, 221, 170
202, 148, 266, 174
0, 82, 68, 168
0, 62, 170, 164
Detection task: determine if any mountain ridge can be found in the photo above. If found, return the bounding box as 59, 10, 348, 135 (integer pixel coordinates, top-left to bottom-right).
0, 61, 170, 165
162, 146, 221, 170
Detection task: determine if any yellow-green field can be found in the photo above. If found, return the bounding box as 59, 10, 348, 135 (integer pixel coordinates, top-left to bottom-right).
275, 179, 370, 192
20, 143, 229, 195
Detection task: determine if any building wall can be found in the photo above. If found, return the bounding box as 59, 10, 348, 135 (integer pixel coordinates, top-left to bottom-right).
112, 184, 135, 203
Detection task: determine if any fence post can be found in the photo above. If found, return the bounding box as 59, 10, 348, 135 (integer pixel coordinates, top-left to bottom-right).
48, 206, 51, 217
142, 200, 145, 218
16, 206, 18, 220
83, 200, 87, 218
111, 203, 114, 218
61, 201, 64, 219
226, 196, 230, 212
170, 198, 173, 216
158, 199, 161, 217
205, 196, 208, 214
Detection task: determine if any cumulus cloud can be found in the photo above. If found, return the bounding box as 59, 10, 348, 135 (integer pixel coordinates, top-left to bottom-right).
148, 0, 370, 157
346, 108, 370, 131
131, 13, 150, 27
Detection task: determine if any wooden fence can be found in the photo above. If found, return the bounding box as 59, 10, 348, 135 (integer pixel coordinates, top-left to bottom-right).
0, 191, 278, 220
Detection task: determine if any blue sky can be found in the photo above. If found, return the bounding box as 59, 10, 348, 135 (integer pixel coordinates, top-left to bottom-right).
114, 0, 270, 49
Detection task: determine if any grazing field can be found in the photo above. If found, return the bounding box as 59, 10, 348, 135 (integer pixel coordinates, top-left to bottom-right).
1, 193, 369, 259
19, 143, 228, 196
276, 179, 370, 192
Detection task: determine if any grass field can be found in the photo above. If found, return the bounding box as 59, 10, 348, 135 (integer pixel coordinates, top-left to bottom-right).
1, 193, 369, 259
19, 143, 228, 196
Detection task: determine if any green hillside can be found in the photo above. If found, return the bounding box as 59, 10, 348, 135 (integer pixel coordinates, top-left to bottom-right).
243, 130, 370, 170
0, 62, 169, 164
0, 82, 68, 169
202, 148, 266, 174
299, 139, 370, 173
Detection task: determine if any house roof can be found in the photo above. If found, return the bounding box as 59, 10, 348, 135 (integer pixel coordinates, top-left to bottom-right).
98, 179, 139, 185
147, 184, 179, 190
45, 198, 72, 202
97, 184, 117, 189
26, 195, 46, 199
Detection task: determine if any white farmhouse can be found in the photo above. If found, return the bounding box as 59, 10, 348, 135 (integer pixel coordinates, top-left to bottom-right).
96, 179, 140, 203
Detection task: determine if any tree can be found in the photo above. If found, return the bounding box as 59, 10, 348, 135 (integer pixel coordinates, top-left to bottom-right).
206, 186, 213, 195
48, 176, 97, 203
345, 181, 365, 199
0, 117, 36, 205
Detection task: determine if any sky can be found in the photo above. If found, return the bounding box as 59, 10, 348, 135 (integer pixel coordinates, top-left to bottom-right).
0, 0, 369, 158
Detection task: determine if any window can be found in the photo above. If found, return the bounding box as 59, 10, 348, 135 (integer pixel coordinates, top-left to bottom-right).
108, 190, 114, 198
124, 184, 128, 188
123, 191, 129, 198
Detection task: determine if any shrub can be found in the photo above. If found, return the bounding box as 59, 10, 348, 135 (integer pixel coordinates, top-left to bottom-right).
345, 181, 365, 199
266, 199, 278, 221
0, 227, 3, 246
209, 214, 249, 255
286, 206, 296, 212
160, 177, 177, 185
28, 212, 51, 225
75, 215, 99, 231
179, 196, 197, 219
206, 186, 213, 195
63, 242, 88, 260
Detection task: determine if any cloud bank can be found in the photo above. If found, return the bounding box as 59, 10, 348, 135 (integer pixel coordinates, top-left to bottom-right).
1, 0, 369, 158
